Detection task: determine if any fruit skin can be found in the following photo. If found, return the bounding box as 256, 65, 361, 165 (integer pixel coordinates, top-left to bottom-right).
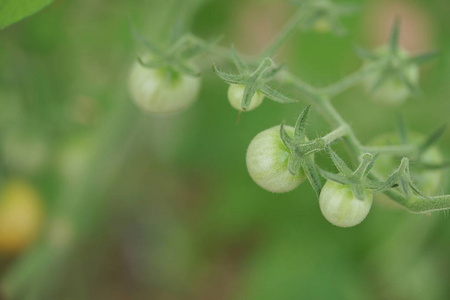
227, 84, 264, 111
369, 132, 445, 196
246, 125, 307, 193
319, 180, 373, 228
0, 179, 44, 254
128, 62, 201, 114
363, 47, 419, 106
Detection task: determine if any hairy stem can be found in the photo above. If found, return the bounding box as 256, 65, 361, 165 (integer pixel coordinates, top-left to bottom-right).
321, 125, 349, 145
262, 11, 305, 58
318, 62, 383, 97
362, 145, 417, 156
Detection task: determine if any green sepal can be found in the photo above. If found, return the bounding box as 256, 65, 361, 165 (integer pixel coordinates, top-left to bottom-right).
130, 22, 163, 55
280, 122, 295, 150
397, 70, 421, 97
319, 168, 351, 185
230, 46, 248, 74
278, 106, 349, 197
214, 49, 298, 110
259, 85, 299, 104
407, 51, 440, 66
292, 0, 357, 36
294, 104, 311, 140
375, 157, 429, 199
212, 65, 245, 84
288, 155, 303, 176
322, 149, 378, 200
241, 82, 260, 110
355, 46, 377, 61
301, 158, 323, 197
326, 146, 352, 176
131, 28, 208, 77
389, 17, 401, 53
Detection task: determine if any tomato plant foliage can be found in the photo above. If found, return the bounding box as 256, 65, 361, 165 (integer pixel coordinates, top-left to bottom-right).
0, 0, 53, 29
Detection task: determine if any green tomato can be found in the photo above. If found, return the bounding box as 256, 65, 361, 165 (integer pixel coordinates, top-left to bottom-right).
319, 180, 373, 228
246, 125, 307, 193
128, 62, 201, 114
369, 132, 445, 196
227, 84, 264, 111
363, 47, 419, 106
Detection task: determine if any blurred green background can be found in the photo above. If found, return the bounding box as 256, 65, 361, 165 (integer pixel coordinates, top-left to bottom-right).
0, 0, 449, 299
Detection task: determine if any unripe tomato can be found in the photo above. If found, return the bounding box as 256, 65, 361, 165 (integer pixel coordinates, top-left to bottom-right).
128, 62, 201, 114
369, 132, 445, 196
0, 179, 44, 254
319, 180, 373, 228
363, 47, 419, 106
227, 84, 264, 111
246, 125, 307, 193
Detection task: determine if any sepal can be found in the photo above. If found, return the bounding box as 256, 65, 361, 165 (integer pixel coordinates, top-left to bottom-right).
214, 48, 299, 110
375, 157, 429, 198
322, 149, 378, 200
131, 27, 212, 77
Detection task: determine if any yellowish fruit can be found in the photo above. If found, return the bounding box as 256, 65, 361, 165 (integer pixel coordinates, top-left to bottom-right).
0, 179, 44, 254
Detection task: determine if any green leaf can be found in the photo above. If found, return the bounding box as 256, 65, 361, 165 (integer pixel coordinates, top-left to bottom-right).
0, 0, 54, 30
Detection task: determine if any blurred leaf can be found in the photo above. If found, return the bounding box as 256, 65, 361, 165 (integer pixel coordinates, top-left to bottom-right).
0, 0, 53, 29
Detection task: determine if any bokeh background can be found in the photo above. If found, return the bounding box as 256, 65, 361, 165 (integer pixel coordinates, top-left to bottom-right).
0, 0, 450, 299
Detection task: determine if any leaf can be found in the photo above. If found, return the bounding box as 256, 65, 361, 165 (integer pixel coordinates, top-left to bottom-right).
0, 0, 54, 30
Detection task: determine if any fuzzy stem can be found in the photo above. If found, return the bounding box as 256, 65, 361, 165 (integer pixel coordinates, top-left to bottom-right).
317, 62, 383, 97
321, 125, 349, 145
262, 11, 305, 58
362, 145, 417, 156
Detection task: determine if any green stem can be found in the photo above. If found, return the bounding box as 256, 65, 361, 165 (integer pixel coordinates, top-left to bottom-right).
280, 71, 319, 99
316, 97, 362, 154
362, 144, 417, 156
262, 11, 305, 58
321, 125, 349, 145
317, 63, 382, 97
